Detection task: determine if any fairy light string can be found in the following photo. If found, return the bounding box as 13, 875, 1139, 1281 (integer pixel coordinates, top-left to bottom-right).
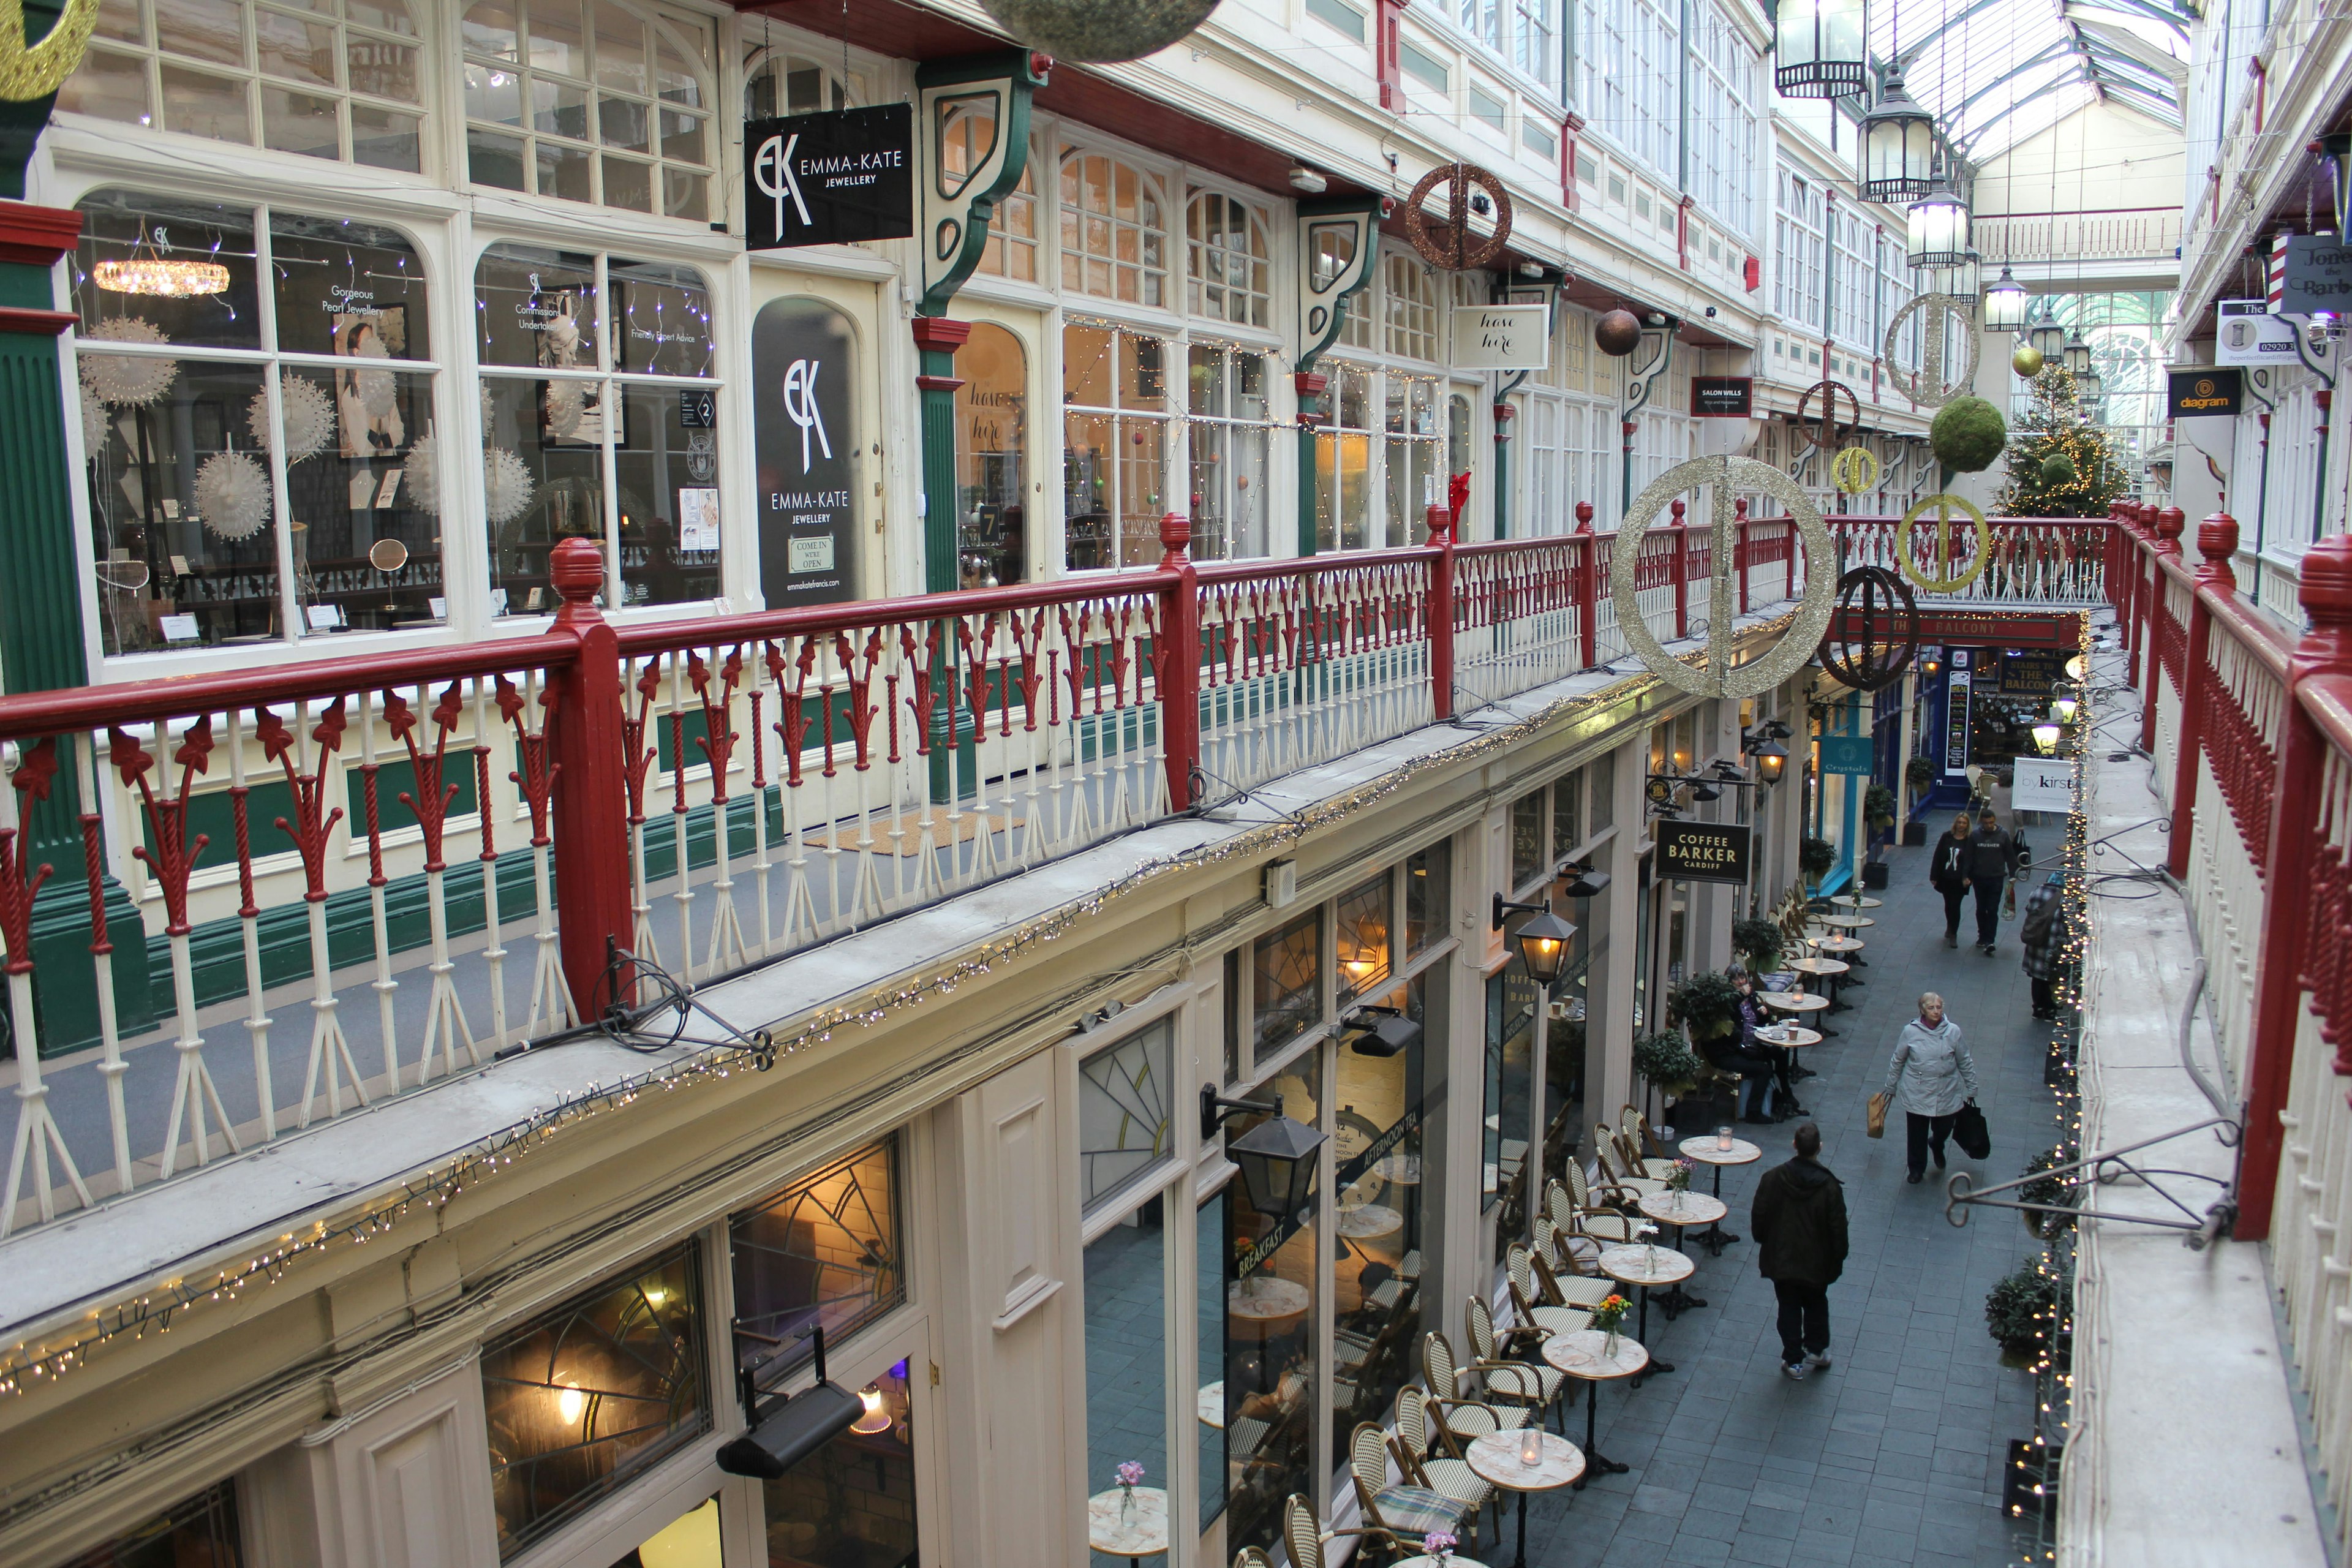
0, 614, 1800, 1400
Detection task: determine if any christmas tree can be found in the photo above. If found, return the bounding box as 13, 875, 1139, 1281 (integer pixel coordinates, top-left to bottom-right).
1993, 366, 2130, 518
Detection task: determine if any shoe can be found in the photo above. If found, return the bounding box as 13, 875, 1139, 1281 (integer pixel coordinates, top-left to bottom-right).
1744, 1112, 1776, 1126
1945, 933, 1957, 948
1906, 1171, 1924, 1184
1981, 944, 1996, 956
1933, 1149, 1947, 1170
1782, 1361, 1812, 1381
1805, 1352, 1833, 1371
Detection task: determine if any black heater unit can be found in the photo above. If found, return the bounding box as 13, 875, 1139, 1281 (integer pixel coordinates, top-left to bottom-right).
715, 1325, 864, 1479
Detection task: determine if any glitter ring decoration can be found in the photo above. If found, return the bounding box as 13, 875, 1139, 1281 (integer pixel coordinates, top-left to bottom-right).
1894, 493, 1994, 594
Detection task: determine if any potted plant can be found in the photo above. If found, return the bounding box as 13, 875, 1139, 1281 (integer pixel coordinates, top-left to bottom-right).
1864, 783, 1898, 832
1732, 918, 1785, 974
1800, 835, 1836, 889
1632, 1029, 1703, 1099
1906, 755, 1938, 796
1984, 1256, 2073, 1370
1667, 970, 1744, 1044
2018, 1146, 2078, 1240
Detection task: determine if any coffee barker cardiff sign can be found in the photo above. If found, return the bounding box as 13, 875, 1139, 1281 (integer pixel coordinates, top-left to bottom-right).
1655, 820, 1752, 886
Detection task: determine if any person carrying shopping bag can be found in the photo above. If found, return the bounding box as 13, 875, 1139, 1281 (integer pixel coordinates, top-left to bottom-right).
1880, 993, 1983, 1183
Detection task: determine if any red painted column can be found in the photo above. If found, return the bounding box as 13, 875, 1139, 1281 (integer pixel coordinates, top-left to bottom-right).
546, 537, 633, 1017
1155, 513, 1202, 810
1735, 498, 1751, 615
2166, 511, 2238, 880
1574, 502, 1597, 671
1375, 0, 1408, 111
1427, 503, 1455, 720
1669, 498, 1689, 640
2141, 507, 2184, 754
2236, 536, 2352, 1242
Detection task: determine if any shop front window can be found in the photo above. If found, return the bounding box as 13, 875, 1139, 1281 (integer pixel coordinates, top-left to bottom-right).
481, 1244, 709, 1559
730, 1137, 903, 1393
956, 323, 1028, 586
1313, 363, 1373, 552
1059, 150, 1167, 307
757, 1361, 918, 1568
62, 1481, 243, 1567
1252, 910, 1322, 1060
1186, 190, 1271, 328
1553, 767, 1585, 858
1334, 871, 1392, 1001
1406, 841, 1449, 957
74, 192, 440, 652
1197, 1189, 1230, 1531
741, 50, 858, 117
59, 0, 425, 171
1332, 969, 1441, 1455
1509, 788, 1545, 888
1063, 323, 1169, 571
1186, 343, 1271, 562
1079, 1020, 1175, 1212
1222, 1051, 1321, 1556
476, 244, 720, 616
1383, 375, 1442, 549
462, 0, 715, 219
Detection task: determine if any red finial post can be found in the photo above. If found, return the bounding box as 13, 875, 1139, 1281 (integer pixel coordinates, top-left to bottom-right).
1734, 496, 1752, 614
1668, 498, 1691, 640
2237, 535, 2352, 1238
546, 537, 633, 1016
2165, 511, 2239, 878
1156, 514, 1202, 809
2155, 505, 2185, 557
1427, 503, 1457, 721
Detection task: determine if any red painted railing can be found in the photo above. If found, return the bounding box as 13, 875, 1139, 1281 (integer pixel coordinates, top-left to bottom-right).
0, 510, 2112, 1234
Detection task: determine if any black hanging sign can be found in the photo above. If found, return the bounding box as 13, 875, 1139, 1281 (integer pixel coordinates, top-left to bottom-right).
1654, 820, 1752, 886
745, 104, 914, 251
2166, 367, 2242, 419
1691, 376, 1754, 417
752, 298, 860, 605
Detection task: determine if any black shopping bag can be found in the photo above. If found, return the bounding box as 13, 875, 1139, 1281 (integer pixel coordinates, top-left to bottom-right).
1953, 1101, 1991, 1161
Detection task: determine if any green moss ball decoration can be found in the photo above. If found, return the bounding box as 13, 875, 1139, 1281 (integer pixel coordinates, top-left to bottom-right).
1931, 396, 2008, 474
2040, 452, 2078, 486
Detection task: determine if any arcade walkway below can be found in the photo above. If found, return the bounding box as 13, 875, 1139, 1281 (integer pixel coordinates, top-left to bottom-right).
1520, 839, 2060, 1568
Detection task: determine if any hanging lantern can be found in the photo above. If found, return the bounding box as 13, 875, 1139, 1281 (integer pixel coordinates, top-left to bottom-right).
1858, 70, 1936, 203
1928, 249, 1981, 301
2027, 320, 2067, 361
1905, 178, 1972, 270
2073, 366, 2103, 401
1983, 264, 2030, 332
2062, 334, 2094, 375
1774, 0, 1868, 99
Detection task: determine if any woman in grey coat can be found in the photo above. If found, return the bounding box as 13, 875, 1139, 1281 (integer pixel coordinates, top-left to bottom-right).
1883, 993, 1982, 1183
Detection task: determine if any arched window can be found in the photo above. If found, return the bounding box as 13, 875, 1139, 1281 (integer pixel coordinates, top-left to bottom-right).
955, 323, 1028, 584
461, 0, 715, 219
58, 0, 424, 170
1058, 150, 1167, 307
1383, 254, 1439, 362
1186, 191, 1270, 328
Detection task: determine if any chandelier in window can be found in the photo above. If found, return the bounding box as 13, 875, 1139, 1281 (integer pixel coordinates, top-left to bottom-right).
1775, 0, 1868, 99
92, 225, 229, 298
1858, 70, 1936, 203
1905, 178, 1972, 270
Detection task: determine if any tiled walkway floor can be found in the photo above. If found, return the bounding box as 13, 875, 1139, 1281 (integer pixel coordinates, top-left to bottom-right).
1512, 838, 2060, 1568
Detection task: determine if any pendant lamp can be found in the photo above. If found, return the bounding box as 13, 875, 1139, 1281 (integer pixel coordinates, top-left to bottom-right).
1858, 70, 1936, 203
1983, 263, 2030, 331
1775, 0, 1868, 99
1928, 249, 1981, 300
1905, 177, 1972, 269
2073, 366, 2103, 401
2062, 334, 2094, 375
2027, 319, 2066, 361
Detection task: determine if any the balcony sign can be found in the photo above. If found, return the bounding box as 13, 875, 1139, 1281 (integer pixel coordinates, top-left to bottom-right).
745, 105, 914, 251
2217, 301, 2300, 364
1656, 820, 1751, 886
1691, 376, 1753, 417
1450, 304, 1549, 370
1610, 454, 1836, 699
2166, 368, 2242, 418
2280, 235, 2352, 317
752, 298, 859, 605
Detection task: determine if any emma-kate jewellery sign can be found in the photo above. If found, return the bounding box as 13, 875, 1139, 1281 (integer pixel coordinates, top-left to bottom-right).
745, 104, 915, 251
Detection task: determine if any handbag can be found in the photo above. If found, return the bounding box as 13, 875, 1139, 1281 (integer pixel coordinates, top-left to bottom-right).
1953, 1100, 1991, 1160
1866, 1091, 1890, 1139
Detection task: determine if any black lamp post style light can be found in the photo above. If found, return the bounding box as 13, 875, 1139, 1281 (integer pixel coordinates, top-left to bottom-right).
1741, 720, 1792, 785
1858, 68, 1936, 203
1200, 1085, 1329, 1227
1774, 0, 1868, 99
2027, 318, 2067, 362
1492, 894, 1577, 986
2062, 333, 2094, 376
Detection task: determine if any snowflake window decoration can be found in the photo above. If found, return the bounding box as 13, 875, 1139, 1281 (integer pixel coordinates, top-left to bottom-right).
484, 447, 536, 527
402, 434, 441, 516
193, 451, 272, 541
247, 374, 336, 466
78, 317, 179, 408
77, 384, 112, 456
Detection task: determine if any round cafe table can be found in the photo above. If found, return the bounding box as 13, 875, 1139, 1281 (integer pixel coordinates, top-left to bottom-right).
1755, 1023, 1823, 1049
1830, 894, 1883, 910
1197, 1381, 1224, 1428
1597, 1243, 1694, 1384
1637, 1190, 1726, 1318
1394, 1557, 1489, 1568
1543, 1328, 1648, 1483
1465, 1430, 1586, 1568
1762, 988, 1836, 1040
1819, 913, 1874, 967
1786, 955, 1853, 1012
1087, 1485, 1170, 1559
1679, 1134, 1761, 1253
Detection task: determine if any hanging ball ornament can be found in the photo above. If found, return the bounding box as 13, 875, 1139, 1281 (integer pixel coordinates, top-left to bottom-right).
193, 450, 272, 541
483, 447, 537, 527
977, 0, 1216, 61
249, 373, 336, 465
1929, 396, 2008, 474
1595, 309, 1643, 358
2040, 451, 2078, 486
2012, 344, 2046, 379
78, 317, 179, 407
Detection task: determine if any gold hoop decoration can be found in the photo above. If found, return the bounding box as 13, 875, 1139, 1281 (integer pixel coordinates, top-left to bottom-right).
1830, 445, 1879, 496
1404, 162, 1513, 270
1794, 379, 1861, 450
1895, 493, 1993, 593
0, 0, 98, 101
1882, 293, 1982, 410
1610, 454, 1838, 699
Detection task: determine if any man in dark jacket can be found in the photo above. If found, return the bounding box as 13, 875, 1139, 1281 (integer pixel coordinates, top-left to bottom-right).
2020, 877, 2069, 1019
1751, 1121, 1849, 1379
1928, 810, 1973, 948
1964, 809, 2021, 956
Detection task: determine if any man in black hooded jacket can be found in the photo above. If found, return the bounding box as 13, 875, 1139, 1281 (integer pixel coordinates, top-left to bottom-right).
1752, 1121, 1849, 1379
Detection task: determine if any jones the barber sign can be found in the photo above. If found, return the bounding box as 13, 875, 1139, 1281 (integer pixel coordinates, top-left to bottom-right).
1656, 820, 1752, 886
745, 104, 914, 250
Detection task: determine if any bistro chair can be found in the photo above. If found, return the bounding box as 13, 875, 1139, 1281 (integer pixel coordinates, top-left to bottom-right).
1349, 1420, 1472, 1547
1619, 1106, 1678, 1178
1285, 1491, 1398, 1568
1533, 1238, 1617, 1315
1561, 1158, 1643, 1237
1508, 1241, 1599, 1332
1594, 1126, 1667, 1198
1532, 1214, 1609, 1292
1234, 1551, 1274, 1568
1393, 1386, 1498, 1542
1467, 1294, 1568, 1434
1420, 1330, 1532, 1448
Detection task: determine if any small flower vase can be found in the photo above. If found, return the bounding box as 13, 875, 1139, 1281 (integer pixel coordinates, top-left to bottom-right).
1603, 1327, 1621, 1360
1672, 1185, 1686, 1213
1119, 1484, 1135, 1525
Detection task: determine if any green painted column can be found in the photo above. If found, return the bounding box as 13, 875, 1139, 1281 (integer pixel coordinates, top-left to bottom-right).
913, 315, 971, 801
0, 200, 154, 1052
1294, 371, 1327, 556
